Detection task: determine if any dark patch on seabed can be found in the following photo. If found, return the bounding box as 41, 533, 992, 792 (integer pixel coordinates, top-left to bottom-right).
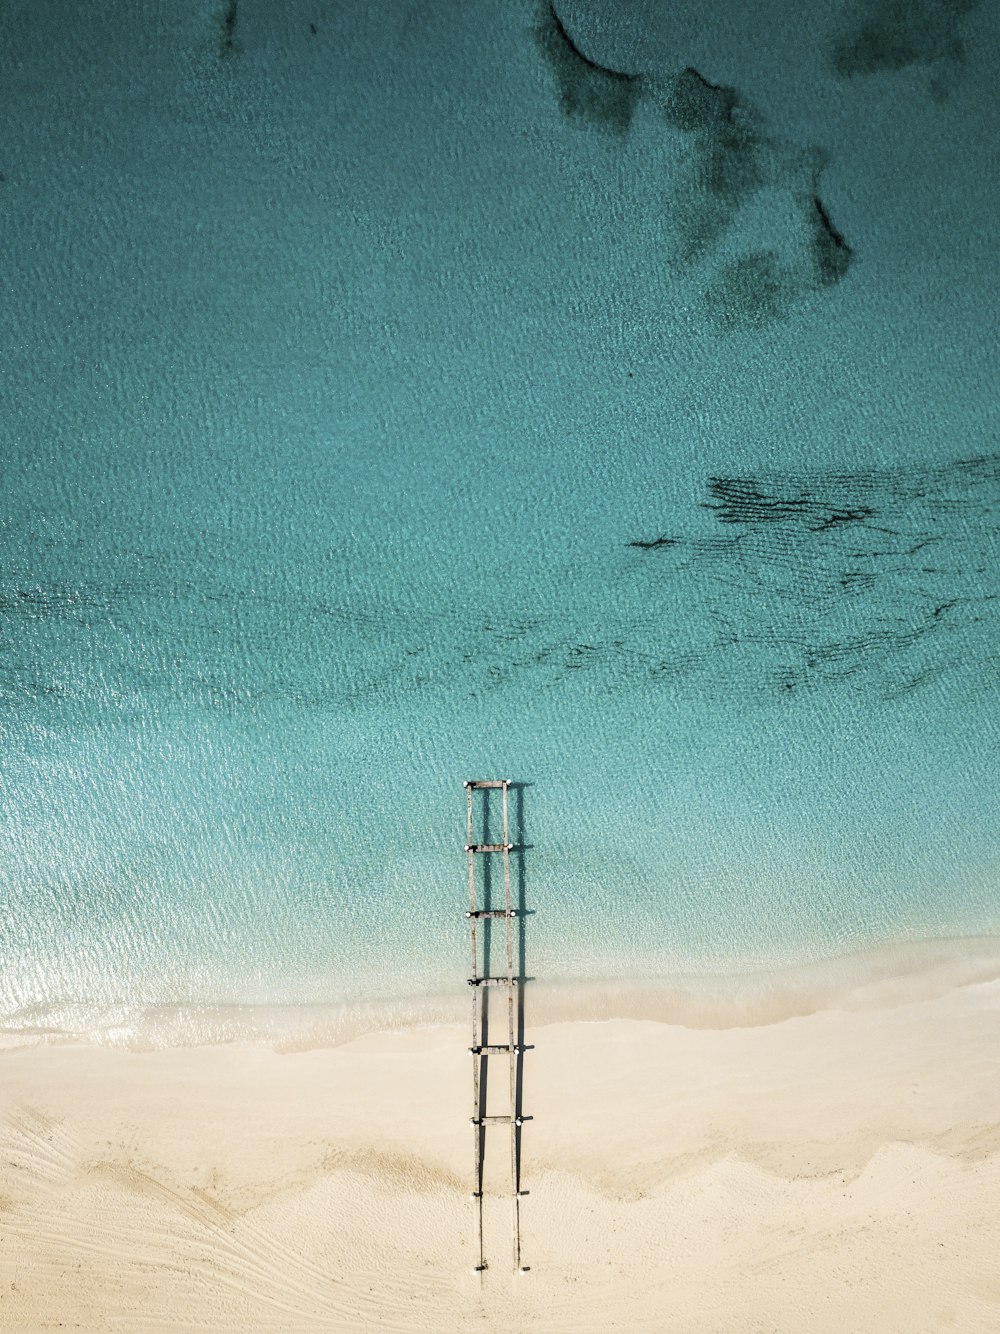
220, 0, 239, 57
626, 455, 999, 700
627, 536, 679, 551
657, 68, 854, 329
534, 1, 642, 134
701, 251, 798, 333
831, 0, 980, 78
810, 196, 854, 286
531, 7, 854, 329
2, 459, 995, 722
661, 67, 766, 263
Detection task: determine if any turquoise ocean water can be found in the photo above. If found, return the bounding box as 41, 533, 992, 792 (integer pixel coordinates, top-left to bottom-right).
1, 0, 997, 1044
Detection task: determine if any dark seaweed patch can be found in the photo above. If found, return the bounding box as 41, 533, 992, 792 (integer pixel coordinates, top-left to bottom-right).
3, 459, 993, 719
220, 0, 238, 57
810, 195, 854, 287
662, 66, 739, 134
534, 1, 641, 134
627, 536, 680, 551
662, 68, 766, 262
704, 478, 875, 529
832, 0, 979, 77
529, 12, 854, 329
664, 68, 762, 207
657, 66, 855, 323
625, 454, 998, 701
702, 251, 796, 332
695, 188, 854, 330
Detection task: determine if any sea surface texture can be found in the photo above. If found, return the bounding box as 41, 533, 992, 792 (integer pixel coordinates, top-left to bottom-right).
2, 0, 997, 1043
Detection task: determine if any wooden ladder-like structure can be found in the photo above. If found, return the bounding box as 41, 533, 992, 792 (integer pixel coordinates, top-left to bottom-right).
464, 779, 526, 1273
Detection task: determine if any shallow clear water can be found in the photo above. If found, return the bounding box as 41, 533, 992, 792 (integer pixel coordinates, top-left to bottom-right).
1, 0, 997, 1042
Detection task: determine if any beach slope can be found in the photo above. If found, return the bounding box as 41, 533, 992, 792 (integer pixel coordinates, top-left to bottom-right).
2, 969, 999, 1331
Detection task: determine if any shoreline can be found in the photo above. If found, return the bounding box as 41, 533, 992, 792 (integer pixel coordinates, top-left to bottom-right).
4, 932, 1000, 1052
2, 961, 998, 1330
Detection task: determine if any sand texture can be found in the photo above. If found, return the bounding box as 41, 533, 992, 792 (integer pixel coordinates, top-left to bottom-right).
2, 969, 999, 1331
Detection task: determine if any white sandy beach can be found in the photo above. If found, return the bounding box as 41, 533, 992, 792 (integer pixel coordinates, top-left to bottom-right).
3, 945, 1000, 1332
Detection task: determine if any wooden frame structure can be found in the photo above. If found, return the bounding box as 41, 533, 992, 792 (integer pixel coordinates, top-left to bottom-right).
464, 779, 527, 1273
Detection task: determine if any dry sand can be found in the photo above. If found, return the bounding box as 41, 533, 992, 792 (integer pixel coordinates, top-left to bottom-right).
2, 950, 999, 1332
